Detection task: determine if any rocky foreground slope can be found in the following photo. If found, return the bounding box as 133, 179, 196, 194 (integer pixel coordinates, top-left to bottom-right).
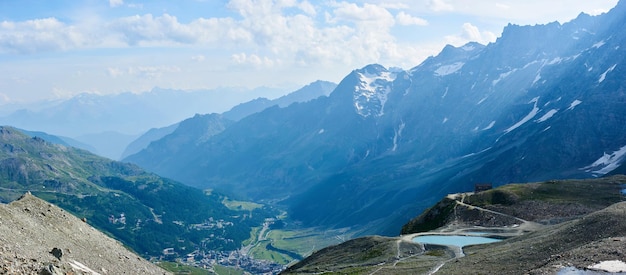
283, 176, 626, 274
0, 193, 168, 274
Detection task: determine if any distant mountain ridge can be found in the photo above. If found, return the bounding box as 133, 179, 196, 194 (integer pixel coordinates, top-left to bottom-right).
126, 1, 626, 236
122, 80, 336, 161
223, 80, 337, 121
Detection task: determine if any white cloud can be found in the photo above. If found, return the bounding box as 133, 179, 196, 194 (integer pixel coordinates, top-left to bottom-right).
429, 0, 454, 12
128, 65, 181, 78
0, 93, 10, 104
0, 18, 87, 54
231, 52, 278, 67
109, 0, 124, 8
191, 55, 206, 62
445, 22, 497, 46
0, 0, 620, 102
332, 2, 394, 23
108, 65, 181, 78
298, 1, 317, 16
396, 12, 428, 26
107, 67, 125, 77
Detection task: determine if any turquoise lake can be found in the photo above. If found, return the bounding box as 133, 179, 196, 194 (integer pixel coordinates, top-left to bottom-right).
412, 235, 501, 248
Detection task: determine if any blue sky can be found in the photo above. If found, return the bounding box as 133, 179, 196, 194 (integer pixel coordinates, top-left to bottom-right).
0, 0, 619, 104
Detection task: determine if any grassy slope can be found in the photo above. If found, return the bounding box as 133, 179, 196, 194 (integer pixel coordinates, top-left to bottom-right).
403, 175, 626, 234
0, 126, 274, 257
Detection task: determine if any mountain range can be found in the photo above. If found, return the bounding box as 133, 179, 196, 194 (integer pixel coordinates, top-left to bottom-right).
120, 80, 337, 160
125, 1, 626, 237
0, 86, 295, 159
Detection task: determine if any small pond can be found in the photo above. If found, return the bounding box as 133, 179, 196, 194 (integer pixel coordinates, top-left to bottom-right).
412, 235, 501, 248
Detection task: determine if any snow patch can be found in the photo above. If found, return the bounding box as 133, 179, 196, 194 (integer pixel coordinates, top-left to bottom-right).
532, 73, 542, 86
462, 44, 476, 51
392, 121, 406, 152
492, 69, 516, 86
504, 97, 540, 133
477, 96, 488, 105
567, 100, 582, 110
547, 57, 563, 65
599, 64, 617, 83
442, 117, 448, 124
536, 109, 558, 123
434, 62, 464, 76
482, 121, 495, 130
581, 145, 626, 176
318, 129, 325, 134
354, 71, 397, 117
461, 147, 492, 158
588, 260, 626, 273
592, 40, 606, 49
442, 87, 448, 99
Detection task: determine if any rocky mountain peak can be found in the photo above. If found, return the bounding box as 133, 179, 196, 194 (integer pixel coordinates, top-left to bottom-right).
352, 64, 397, 117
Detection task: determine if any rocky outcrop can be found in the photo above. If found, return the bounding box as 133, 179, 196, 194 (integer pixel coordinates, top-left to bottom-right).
0, 193, 169, 274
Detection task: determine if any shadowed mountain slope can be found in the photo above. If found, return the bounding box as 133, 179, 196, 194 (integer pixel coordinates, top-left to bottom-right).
127, 1, 626, 236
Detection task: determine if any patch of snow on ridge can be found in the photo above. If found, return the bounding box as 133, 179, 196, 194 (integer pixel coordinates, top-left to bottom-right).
483, 121, 495, 130
599, 64, 617, 83
492, 69, 517, 86
462, 44, 476, 51
567, 99, 582, 110
547, 57, 563, 65
581, 145, 626, 176
434, 62, 464, 76
504, 97, 540, 133
354, 70, 397, 117
536, 109, 558, 123
592, 40, 606, 49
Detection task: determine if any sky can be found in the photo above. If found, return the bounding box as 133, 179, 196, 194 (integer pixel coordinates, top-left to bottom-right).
0, 0, 619, 104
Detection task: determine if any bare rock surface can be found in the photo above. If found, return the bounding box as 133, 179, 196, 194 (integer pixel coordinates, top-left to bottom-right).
0, 192, 170, 274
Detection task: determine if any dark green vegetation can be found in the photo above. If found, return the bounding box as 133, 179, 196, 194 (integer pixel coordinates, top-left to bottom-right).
0, 126, 276, 257
287, 176, 626, 274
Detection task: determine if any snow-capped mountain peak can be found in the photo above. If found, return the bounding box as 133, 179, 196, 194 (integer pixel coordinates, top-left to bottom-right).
353, 64, 398, 117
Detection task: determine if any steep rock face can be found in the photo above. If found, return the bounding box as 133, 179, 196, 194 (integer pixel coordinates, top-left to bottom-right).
127, 2, 626, 235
